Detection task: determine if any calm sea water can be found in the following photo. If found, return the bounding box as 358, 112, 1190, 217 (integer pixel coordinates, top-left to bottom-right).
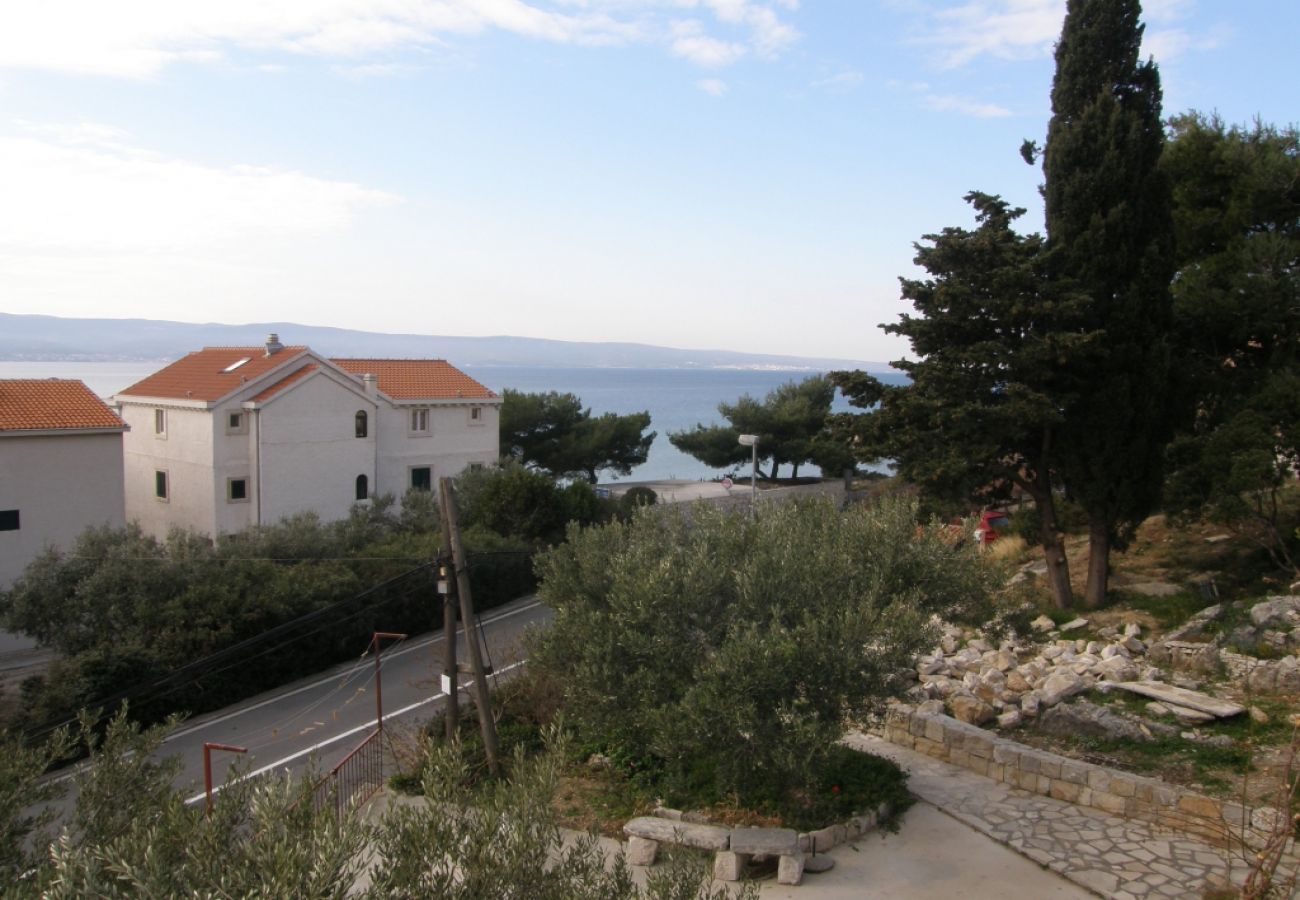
0, 361, 897, 483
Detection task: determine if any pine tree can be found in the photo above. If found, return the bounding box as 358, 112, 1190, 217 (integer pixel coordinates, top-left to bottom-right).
1043, 0, 1174, 607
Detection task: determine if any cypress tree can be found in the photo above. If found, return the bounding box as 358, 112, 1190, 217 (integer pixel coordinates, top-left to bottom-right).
1043, 0, 1174, 607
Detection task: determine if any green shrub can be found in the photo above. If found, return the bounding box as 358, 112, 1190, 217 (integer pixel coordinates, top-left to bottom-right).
531, 496, 998, 820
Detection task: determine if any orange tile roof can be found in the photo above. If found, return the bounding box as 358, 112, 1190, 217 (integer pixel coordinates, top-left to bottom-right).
252, 364, 318, 403
118, 347, 309, 402
0, 380, 127, 433
332, 359, 498, 401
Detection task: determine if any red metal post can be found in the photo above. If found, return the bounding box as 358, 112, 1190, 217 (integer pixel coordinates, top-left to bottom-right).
203, 741, 247, 817
370, 631, 407, 734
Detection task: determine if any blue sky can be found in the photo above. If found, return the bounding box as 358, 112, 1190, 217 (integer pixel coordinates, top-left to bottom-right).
0, 1, 1295, 364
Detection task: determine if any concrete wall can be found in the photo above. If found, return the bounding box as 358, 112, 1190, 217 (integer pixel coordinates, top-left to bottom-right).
375, 401, 499, 501
257, 374, 378, 526
0, 431, 124, 586
121, 403, 215, 539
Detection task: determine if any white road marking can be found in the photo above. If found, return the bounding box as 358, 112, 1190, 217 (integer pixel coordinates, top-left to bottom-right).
165, 597, 541, 742
184, 659, 528, 806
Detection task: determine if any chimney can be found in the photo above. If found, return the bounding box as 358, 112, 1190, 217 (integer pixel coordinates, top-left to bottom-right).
362, 373, 377, 396
265, 333, 284, 356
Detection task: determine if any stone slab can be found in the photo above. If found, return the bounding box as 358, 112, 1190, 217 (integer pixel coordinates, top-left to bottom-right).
729, 827, 799, 856
1111, 682, 1245, 718
622, 816, 731, 851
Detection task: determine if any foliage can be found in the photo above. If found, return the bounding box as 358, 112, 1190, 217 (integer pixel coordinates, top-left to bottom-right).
0, 726, 71, 885
457, 462, 610, 545
531, 497, 999, 816
499, 389, 655, 484
365, 726, 757, 900
0, 498, 535, 736
1162, 113, 1300, 575
668, 375, 846, 480
830, 193, 1092, 608
1040, 0, 1176, 606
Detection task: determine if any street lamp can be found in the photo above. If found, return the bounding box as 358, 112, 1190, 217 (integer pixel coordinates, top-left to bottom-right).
738, 434, 758, 518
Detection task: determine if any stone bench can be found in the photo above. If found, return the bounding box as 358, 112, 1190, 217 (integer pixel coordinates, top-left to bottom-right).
622, 817, 806, 885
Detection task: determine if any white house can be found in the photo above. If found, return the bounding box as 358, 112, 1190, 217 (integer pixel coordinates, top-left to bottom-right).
115, 335, 501, 538
0, 379, 127, 588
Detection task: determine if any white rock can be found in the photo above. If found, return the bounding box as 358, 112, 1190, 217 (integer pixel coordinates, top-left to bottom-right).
1140, 666, 1162, 682
1120, 635, 1146, 653
1101, 644, 1130, 660
1086, 640, 1104, 655
1031, 615, 1056, 633
1006, 670, 1032, 693
1020, 693, 1041, 718
1040, 671, 1087, 707
1123, 622, 1142, 638
1060, 618, 1089, 633
997, 709, 1022, 728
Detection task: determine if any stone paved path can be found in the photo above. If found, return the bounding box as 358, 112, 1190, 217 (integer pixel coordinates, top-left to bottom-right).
849, 732, 1296, 899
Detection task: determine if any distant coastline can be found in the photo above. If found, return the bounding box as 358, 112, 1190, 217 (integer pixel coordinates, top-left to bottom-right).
0, 312, 894, 375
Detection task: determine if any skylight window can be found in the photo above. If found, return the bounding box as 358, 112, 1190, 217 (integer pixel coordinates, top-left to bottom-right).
222, 357, 252, 373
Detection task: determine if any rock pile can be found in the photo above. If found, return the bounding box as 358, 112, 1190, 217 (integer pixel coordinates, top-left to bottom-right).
908, 621, 1153, 727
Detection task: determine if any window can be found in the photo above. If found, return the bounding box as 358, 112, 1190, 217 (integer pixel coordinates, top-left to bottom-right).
355, 410, 368, 438
228, 478, 248, 502
221, 357, 252, 373
155, 470, 169, 501
226, 411, 245, 434
355, 474, 369, 501
469, 406, 484, 425
410, 466, 432, 492
154, 408, 166, 437
0, 510, 19, 531
410, 408, 430, 434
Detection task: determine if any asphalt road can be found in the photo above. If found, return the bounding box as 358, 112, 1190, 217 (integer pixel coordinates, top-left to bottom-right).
162, 593, 551, 806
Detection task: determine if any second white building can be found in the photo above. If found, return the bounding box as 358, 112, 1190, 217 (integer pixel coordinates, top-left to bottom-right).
116, 335, 501, 538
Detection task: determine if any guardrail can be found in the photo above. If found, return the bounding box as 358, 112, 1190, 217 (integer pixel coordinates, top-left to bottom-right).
310, 727, 384, 819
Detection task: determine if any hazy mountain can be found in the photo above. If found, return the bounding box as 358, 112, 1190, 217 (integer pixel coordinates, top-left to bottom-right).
0, 313, 892, 372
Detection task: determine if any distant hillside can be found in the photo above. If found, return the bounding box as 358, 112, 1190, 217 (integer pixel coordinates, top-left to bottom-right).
0, 313, 892, 373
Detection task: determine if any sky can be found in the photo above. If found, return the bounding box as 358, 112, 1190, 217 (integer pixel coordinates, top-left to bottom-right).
0, 1, 1295, 364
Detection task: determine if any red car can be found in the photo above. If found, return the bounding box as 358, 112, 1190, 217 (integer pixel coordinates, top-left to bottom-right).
974, 510, 1011, 546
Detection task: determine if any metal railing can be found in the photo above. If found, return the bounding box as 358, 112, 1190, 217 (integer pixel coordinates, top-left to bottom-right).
309, 727, 384, 819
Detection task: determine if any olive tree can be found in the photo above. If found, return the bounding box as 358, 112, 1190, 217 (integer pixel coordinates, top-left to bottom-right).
531, 497, 1000, 813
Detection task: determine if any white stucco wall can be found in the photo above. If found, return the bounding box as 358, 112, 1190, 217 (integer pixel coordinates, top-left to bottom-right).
374, 401, 499, 501
121, 403, 216, 539
256, 374, 377, 527
0, 431, 125, 587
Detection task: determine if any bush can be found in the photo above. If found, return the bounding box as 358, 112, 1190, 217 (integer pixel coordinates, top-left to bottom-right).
531, 496, 998, 819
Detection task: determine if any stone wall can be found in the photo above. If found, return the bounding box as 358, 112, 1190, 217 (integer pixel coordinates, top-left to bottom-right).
884, 705, 1277, 848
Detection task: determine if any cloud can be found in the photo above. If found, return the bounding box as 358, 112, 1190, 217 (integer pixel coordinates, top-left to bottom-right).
924, 93, 1012, 118
671, 19, 746, 67
0, 121, 399, 252
902, 0, 1217, 69
696, 77, 729, 96
919, 0, 1063, 69
0, 0, 797, 78
812, 70, 863, 90
887, 79, 1010, 118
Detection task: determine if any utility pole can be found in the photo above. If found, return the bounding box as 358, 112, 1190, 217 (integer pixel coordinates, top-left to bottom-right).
438, 477, 500, 775
437, 523, 459, 743
371, 631, 407, 734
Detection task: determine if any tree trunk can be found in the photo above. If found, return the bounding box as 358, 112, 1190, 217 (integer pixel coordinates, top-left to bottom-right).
791, 462, 801, 479
1032, 485, 1074, 610
1084, 518, 1110, 609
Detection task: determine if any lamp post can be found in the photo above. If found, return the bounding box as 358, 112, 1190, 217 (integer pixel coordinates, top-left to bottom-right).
738, 434, 758, 518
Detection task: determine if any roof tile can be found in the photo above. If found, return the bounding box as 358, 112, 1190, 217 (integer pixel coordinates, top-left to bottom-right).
117, 347, 309, 402
332, 359, 497, 401
0, 380, 127, 433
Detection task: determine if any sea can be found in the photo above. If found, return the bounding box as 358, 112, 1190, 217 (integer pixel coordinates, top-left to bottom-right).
0, 361, 900, 483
